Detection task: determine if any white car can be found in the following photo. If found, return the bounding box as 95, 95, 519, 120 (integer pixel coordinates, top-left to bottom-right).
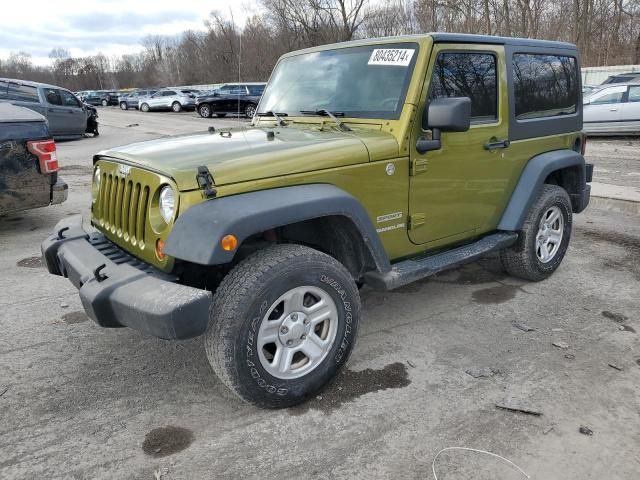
583, 83, 640, 135
138, 89, 197, 113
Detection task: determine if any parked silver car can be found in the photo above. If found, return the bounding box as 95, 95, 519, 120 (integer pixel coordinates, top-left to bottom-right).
118, 89, 158, 110
139, 88, 197, 112
0, 78, 89, 139
583, 83, 640, 135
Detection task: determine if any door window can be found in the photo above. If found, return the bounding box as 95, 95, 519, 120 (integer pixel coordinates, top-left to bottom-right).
43, 88, 63, 105
428, 52, 497, 122
0, 80, 8, 98
163, 90, 176, 96
61, 90, 82, 107
628, 86, 640, 103
589, 86, 626, 105
8, 83, 39, 103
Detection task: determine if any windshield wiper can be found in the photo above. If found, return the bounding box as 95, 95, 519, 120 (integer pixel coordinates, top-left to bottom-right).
256, 111, 288, 126
299, 109, 352, 132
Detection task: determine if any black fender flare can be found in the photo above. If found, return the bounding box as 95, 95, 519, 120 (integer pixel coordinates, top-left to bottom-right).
498, 149, 587, 231
164, 184, 391, 273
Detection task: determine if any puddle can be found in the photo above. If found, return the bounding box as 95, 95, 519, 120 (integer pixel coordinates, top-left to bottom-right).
142, 426, 195, 458
602, 311, 629, 323
472, 284, 518, 304
62, 311, 88, 324
290, 362, 410, 415
621, 325, 636, 333
17, 256, 44, 268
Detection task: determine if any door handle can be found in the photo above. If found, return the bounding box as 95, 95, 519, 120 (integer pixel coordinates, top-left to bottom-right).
609, 108, 618, 111
484, 139, 510, 150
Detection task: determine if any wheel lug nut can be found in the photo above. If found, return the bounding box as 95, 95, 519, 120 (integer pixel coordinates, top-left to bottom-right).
300, 334, 306, 340
280, 326, 288, 334
286, 339, 294, 346
291, 313, 298, 321
303, 318, 310, 325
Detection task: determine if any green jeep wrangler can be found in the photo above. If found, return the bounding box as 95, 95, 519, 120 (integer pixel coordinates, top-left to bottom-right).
42, 33, 592, 408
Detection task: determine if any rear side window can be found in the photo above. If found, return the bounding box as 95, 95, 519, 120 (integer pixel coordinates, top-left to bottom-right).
628, 86, 640, 103
248, 85, 265, 95
428, 52, 498, 122
513, 54, 578, 120
8, 83, 39, 103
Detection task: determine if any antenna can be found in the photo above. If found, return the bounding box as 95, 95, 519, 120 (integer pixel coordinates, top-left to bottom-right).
237, 26, 242, 128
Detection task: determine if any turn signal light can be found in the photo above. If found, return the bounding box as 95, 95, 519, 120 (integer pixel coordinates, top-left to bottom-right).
155, 239, 166, 260
27, 139, 58, 174
221, 234, 238, 252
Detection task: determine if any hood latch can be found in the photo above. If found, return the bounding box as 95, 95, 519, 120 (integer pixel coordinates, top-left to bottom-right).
196, 166, 217, 198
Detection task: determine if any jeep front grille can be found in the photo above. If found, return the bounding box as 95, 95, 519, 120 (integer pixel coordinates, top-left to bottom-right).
96, 172, 150, 246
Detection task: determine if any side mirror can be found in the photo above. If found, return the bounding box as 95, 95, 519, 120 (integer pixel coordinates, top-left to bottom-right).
417, 97, 472, 154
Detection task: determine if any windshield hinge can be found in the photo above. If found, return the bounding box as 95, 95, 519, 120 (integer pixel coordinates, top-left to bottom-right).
196, 166, 217, 198
410, 158, 429, 176
408, 213, 426, 230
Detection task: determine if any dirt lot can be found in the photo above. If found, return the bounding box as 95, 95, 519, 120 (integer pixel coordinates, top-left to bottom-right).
1, 108, 639, 480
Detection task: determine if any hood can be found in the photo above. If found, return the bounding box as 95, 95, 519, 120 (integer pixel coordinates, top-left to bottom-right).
96, 125, 399, 190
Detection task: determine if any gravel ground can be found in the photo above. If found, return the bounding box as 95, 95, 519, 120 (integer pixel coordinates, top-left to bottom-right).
586, 137, 640, 188
1, 109, 639, 480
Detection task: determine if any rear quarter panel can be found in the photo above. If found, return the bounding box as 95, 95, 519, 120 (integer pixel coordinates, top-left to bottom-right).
0, 121, 53, 215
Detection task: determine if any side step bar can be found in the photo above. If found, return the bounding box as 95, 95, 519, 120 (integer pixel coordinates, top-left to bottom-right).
364, 232, 518, 290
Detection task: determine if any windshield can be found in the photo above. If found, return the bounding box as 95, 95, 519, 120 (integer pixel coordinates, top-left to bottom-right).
258, 43, 419, 119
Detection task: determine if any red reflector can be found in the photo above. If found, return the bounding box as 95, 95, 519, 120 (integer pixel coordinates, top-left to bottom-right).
27, 139, 58, 174
581, 136, 587, 156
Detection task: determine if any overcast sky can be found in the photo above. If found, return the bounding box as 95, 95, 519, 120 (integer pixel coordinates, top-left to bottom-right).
0, 0, 260, 65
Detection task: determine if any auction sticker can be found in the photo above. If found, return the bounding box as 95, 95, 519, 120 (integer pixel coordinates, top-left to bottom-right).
368, 49, 415, 66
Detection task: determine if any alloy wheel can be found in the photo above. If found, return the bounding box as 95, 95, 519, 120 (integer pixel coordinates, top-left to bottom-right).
257, 286, 338, 380
536, 205, 564, 263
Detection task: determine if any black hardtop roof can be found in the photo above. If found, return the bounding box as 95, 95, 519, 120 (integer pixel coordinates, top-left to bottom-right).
0, 102, 46, 123
428, 32, 577, 50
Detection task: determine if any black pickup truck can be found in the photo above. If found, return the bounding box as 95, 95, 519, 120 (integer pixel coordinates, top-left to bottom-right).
0, 103, 67, 215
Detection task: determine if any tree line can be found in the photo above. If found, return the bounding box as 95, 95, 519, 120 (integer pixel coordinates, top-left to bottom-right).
1, 0, 639, 91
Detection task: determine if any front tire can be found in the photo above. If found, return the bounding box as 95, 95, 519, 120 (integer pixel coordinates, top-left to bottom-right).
120, 102, 128, 110
140, 103, 149, 112
205, 244, 360, 408
500, 184, 572, 281
101, 99, 108, 107
171, 101, 182, 112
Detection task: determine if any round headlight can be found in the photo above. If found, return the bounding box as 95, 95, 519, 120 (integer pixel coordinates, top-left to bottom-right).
159, 186, 175, 223
92, 166, 101, 201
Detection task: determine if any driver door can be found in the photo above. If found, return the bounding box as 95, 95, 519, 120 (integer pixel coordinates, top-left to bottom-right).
408, 44, 511, 246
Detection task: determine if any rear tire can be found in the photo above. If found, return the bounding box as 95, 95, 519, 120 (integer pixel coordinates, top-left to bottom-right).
199, 104, 212, 118
120, 102, 128, 110
140, 103, 149, 112
244, 103, 257, 118
205, 244, 360, 408
101, 99, 108, 107
500, 184, 572, 281
171, 101, 182, 113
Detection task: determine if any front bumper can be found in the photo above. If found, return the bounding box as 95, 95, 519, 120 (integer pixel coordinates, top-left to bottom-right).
41, 216, 211, 339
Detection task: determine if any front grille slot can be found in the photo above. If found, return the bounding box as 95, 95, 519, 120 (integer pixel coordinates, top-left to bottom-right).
96, 169, 150, 247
